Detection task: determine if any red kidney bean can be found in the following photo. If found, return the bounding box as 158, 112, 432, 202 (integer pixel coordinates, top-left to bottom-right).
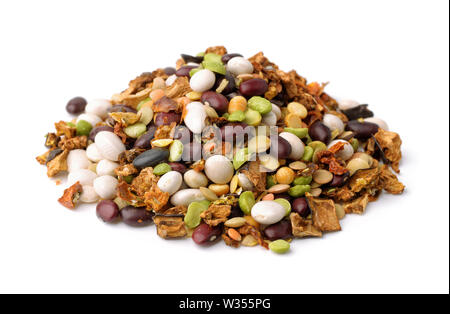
309, 121, 331, 144
239, 78, 268, 97
346, 120, 379, 140
201, 91, 229, 113
220, 122, 251, 142
88, 125, 114, 141
154, 112, 181, 126
182, 142, 202, 162
164, 67, 176, 75
221, 53, 243, 64
134, 126, 157, 149
96, 200, 120, 223
66, 97, 87, 114
108, 104, 137, 113
270, 136, 292, 159
263, 220, 292, 241
327, 172, 349, 188
120, 205, 153, 227
192, 224, 222, 245
341, 104, 373, 120
167, 162, 187, 174
181, 54, 204, 64
292, 197, 311, 218
176, 66, 197, 77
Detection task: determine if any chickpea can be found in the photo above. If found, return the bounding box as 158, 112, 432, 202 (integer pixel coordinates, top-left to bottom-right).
228, 96, 247, 114
287, 102, 308, 119
275, 167, 295, 185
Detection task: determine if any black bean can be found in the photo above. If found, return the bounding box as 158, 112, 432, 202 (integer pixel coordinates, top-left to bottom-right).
346, 120, 379, 140
66, 97, 87, 114
221, 53, 243, 64
181, 54, 204, 64
96, 200, 120, 223
88, 125, 114, 142
121, 205, 153, 227
239, 78, 268, 97
132, 148, 169, 169
201, 91, 229, 113
263, 220, 292, 241
341, 104, 374, 120
309, 121, 331, 144
134, 126, 157, 149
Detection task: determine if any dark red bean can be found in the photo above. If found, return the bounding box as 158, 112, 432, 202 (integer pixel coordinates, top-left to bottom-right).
164, 67, 176, 75
346, 120, 379, 140
108, 105, 137, 113
192, 224, 222, 245
66, 97, 87, 114
221, 53, 243, 64
217, 72, 237, 95
263, 220, 292, 241
327, 172, 349, 188
120, 206, 153, 227
220, 122, 251, 142
292, 197, 311, 218
88, 125, 114, 142
167, 162, 187, 174
181, 54, 203, 64
96, 200, 120, 223
201, 91, 229, 113
176, 66, 197, 77
270, 136, 292, 159
154, 112, 181, 126
309, 121, 331, 144
239, 79, 268, 97
182, 142, 202, 162
134, 126, 157, 149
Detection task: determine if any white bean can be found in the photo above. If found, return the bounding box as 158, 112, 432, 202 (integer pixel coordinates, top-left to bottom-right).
86, 143, 104, 162
271, 103, 282, 121
68, 169, 97, 186
157, 171, 183, 196
364, 117, 389, 130
95, 131, 126, 161
165, 74, 177, 86
93, 175, 118, 200
184, 102, 207, 134
338, 99, 360, 111
279, 132, 305, 160
251, 201, 286, 225
204, 155, 234, 184
184, 170, 208, 188
76, 113, 102, 127
189, 69, 216, 92
67, 149, 91, 172
323, 113, 344, 133
96, 159, 119, 176
262, 111, 277, 126
170, 189, 205, 207
85, 99, 112, 119
79, 185, 100, 203
226, 57, 253, 75
327, 139, 354, 161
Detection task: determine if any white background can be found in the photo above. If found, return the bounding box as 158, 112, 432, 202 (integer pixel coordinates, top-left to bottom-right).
0, 0, 448, 294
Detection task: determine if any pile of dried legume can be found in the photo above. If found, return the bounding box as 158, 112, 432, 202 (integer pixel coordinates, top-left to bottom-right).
37, 46, 405, 254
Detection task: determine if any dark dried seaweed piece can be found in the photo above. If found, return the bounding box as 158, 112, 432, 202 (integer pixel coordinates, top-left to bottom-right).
341, 104, 374, 120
